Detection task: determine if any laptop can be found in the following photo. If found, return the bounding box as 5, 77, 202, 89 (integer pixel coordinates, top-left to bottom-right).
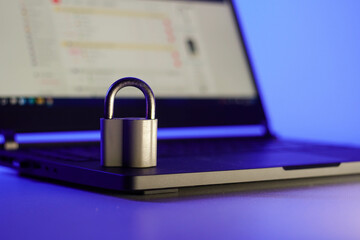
1, 0, 360, 194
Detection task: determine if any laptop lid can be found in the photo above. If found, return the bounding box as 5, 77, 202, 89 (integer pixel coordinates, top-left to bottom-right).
0, 0, 267, 134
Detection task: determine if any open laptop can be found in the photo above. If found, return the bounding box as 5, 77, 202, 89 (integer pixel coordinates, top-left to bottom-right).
1, 0, 360, 194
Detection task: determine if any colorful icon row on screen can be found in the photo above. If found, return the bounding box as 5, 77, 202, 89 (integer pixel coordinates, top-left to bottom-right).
0, 97, 54, 106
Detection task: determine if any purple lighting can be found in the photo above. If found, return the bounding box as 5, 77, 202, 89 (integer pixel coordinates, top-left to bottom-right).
0, 125, 266, 144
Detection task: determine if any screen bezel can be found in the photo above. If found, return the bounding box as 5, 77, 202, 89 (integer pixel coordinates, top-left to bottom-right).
0, 0, 269, 133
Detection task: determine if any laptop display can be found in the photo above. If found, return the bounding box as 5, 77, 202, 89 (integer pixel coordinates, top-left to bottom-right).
0, 0, 266, 133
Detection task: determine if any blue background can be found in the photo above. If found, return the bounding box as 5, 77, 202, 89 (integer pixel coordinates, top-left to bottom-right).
235, 0, 360, 147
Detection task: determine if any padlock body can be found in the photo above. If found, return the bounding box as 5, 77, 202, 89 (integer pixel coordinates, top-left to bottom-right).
101, 118, 157, 168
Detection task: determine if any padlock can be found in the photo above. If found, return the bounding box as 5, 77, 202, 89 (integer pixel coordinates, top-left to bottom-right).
100, 77, 157, 168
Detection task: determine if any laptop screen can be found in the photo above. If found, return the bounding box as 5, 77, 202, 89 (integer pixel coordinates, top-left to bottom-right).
0, 0, 267, 132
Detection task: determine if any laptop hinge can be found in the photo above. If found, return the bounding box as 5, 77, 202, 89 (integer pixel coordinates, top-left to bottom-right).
1, 130, 19, 151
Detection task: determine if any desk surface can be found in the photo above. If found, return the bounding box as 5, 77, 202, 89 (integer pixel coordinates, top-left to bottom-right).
1, 165, 360, 240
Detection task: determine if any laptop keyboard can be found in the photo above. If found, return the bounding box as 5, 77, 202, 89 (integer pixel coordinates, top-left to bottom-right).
16, 139, 331, 163
22, 146, 100, 162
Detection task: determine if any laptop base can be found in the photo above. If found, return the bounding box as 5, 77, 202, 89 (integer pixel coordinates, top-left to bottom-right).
2, 138, 360, 194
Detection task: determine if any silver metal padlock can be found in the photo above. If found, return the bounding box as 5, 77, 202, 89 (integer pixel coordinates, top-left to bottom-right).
100, 77, 157, 168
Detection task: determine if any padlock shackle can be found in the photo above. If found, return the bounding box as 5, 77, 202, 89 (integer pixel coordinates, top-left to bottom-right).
104, 77, 156, 120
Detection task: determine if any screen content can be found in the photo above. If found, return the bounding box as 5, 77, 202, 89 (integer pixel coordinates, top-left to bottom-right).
0, 0, 256, 100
